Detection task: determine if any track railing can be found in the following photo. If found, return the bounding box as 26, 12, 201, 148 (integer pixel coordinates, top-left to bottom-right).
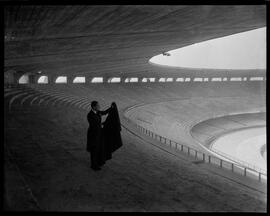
5, 85, 267, 183
211, 147, 266, 174
123, 116, 267, 183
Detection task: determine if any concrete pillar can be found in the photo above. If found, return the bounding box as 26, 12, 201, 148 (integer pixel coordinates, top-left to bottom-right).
139, 77, 145, 83
34, 75, 40, 84
85, 76, 91, 84
102, 77, 109, 84
4, 70, 16, 86
46, 75, 53, 84
28, 74, 36, 84
105, 77, 111, 83
51, 76, 58, 84
14, 71, 25, 84
67, 76, 75, 84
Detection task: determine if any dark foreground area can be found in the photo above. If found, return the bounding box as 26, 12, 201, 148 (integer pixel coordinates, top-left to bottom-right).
4, 101, 266, 211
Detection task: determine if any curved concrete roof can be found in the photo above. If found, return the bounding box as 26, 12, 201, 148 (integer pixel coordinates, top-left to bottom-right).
4, 5, 266, 77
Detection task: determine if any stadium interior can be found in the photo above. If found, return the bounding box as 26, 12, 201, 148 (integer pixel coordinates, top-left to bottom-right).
4, 5, 266, 212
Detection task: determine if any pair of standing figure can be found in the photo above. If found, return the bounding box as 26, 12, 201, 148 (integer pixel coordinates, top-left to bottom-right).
86, 101, 122, 171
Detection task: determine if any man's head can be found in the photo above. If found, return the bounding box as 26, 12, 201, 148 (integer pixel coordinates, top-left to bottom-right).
91, 101, 100, 111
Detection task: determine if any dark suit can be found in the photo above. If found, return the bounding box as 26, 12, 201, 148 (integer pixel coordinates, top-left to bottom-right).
87, 108, 110, 168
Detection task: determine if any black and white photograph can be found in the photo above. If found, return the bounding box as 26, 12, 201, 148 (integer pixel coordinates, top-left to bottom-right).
3, 2, 267, 212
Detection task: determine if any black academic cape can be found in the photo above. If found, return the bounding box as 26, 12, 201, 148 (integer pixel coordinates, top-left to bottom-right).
102, 104, 123, 161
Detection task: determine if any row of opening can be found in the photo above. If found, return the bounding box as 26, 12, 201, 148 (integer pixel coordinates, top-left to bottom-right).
18, 75, 266, 84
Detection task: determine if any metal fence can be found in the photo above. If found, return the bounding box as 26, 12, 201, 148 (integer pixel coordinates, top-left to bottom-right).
123, 117, 267, 183
211, 147, 266, 174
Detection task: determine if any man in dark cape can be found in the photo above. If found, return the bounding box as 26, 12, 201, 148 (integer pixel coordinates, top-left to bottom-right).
102, 102, 123, 161
87, 101, 112, 171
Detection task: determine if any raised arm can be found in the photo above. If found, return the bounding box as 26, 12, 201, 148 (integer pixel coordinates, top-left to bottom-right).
98, 107, 111, 116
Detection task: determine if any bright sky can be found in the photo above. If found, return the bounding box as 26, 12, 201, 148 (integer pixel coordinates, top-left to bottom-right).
149, 27, 266, 70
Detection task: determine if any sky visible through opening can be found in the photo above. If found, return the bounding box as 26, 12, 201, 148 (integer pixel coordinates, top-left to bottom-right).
149, 27, 266, 70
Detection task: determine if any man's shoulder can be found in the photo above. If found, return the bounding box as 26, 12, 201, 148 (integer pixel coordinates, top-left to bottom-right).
89, 110, 100, 118
88, 110, 95, 117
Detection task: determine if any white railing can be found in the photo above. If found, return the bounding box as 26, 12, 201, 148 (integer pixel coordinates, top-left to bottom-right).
123, 116, 267, 183
211, 147, 266, 174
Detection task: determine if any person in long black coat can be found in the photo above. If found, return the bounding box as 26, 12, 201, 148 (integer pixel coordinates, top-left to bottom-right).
87, 101, 112, 170
102, 102, 123, 161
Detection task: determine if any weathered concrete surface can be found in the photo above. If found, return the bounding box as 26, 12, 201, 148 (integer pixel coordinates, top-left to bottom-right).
4, 97, 267, 212
4, 147, 41, 211
211, 127, 266, 171
4, 6, 266, 77
4, 82, 267, 211
124, 96, 266, 150
191, 113, 266, 147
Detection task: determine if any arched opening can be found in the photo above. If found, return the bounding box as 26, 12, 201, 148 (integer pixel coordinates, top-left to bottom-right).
185, 78, 191, 82
73, 77, 86, 83
194, 77, 203, 82
37, 76, 49, 84
223, 77, 228, 81
129, 78, 138, 83
108, 77, 121, 83
211, 77, 222, 82
18, 74, 29, 84
91, 77, 103, 83
250, 77, 264, 81
166, 78, 173, 82
55, 76, 67, 83
176, 78, 184, 82
158, 78, 166, 82
230, 77, 242, 81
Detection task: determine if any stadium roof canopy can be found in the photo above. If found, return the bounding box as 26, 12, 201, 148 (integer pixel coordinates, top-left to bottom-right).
4, 5, 266, 78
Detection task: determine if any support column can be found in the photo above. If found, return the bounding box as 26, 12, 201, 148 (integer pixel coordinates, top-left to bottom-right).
47, 75, 54, 84
14, 71, 24, 84
28, 74, 36, 84
139, 77, 146, 83
4, 70, 16, 86
34, 75, 40, 84
102, 76, 109, 84
67, 76, 75, 84
51, 76, 58, 84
